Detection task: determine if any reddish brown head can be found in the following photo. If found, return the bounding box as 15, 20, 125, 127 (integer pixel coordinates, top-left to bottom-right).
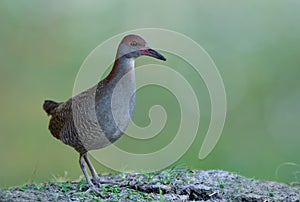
116, 34, 166, 61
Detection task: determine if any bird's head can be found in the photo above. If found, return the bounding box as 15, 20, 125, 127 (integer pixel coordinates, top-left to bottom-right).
117, 34, 166, 61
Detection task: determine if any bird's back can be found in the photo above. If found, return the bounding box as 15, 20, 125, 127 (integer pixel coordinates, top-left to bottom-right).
43, 77, 135, 154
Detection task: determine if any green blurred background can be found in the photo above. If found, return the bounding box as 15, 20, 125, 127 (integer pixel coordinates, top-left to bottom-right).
1, 0, 299, 187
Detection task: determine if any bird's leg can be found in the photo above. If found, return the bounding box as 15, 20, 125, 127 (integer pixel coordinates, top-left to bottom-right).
79, 154, 102, 196
83, 153, 101, 185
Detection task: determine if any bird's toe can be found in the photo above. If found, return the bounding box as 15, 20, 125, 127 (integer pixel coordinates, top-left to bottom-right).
85, 185, 103, 198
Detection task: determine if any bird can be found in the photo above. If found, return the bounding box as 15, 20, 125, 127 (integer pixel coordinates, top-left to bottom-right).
43, 34, 166, 194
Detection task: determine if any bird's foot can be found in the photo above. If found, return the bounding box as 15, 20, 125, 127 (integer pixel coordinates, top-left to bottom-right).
84, 185, 103, 197
92, 175, 102, 187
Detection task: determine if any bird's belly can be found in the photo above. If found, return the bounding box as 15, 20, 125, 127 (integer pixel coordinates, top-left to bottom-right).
71, 93, 135, 152
95, 92, 135, 145
50, 75, 136, 153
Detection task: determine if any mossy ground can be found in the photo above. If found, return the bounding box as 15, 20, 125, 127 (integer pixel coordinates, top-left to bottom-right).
1, 169, 299, 201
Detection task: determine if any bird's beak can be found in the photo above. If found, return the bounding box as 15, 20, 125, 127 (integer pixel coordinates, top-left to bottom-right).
140, 48, 167, 61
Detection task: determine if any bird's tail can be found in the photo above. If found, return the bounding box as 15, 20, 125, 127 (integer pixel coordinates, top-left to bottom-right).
43, 100, 60, 116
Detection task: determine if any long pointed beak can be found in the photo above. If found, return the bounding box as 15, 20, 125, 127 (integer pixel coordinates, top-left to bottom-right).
140, 48, 167, 61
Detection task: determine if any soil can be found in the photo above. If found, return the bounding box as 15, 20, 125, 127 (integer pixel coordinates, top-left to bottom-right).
0, 170, 299, 201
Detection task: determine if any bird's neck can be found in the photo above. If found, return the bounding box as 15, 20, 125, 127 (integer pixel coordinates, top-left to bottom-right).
106, 56, 135, 82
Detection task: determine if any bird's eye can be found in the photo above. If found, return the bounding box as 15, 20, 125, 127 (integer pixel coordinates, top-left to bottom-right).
131, 41, 137, 46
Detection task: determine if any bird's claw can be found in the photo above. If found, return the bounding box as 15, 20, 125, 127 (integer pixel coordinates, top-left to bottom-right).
84, 185, 103, 198
92, 176, 102, 187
